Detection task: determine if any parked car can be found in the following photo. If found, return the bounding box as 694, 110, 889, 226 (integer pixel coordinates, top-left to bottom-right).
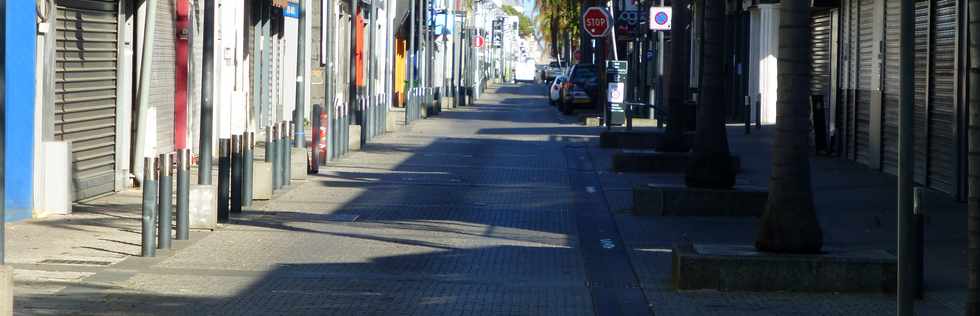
549, 75, 567, 105
544, 61, 566, 81
559, 64, 599, 115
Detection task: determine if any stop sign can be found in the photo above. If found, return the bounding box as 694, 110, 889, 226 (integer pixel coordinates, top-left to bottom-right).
582, 7, 611, 38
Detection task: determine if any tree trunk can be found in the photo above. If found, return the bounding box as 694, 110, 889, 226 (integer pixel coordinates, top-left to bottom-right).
684, 0, 734, 189
551, 12, 560, 60
967, 0, 980, 313
661, 0, 691, 152
754, 0, 823, 254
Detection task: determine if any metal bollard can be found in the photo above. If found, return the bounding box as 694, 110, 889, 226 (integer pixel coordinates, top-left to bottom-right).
231, 135, 243, 214
271, 124, 281, 190
141, 157, 158, 257
285, 123, 292, 185
279, 121, 288, 187
217, 139, 231, 223
176, 149, 190, 240
158, 153, 173, 249
243, 132, 254, 207
912, 187, 925, 299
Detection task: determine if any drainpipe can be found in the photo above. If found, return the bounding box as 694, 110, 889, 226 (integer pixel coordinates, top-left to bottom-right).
133, 0, 159, 184
198, 0, 215, 185
176, 0, 190, 150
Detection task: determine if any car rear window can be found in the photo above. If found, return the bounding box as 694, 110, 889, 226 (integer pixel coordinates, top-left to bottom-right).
571, 67, 597, 83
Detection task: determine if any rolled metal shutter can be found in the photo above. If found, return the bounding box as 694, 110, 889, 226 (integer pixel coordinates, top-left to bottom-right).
914, 0, 929, 185
810, 11, 832, 97
928, 0, 957, 194
154, 0, 176, 155
881, 0, 900, 175
855, 0, 874, 166
840, 0, 856, 160
54, 0, 119, 200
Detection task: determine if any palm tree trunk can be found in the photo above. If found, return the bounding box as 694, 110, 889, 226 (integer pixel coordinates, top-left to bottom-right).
661, 0, 691, 152
684, 0, 734, 189
754, 0, 823, 253
966, 0, 980, 313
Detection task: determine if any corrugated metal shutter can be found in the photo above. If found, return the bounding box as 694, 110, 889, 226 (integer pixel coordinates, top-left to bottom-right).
855, 0, 874, 166
914, 0, 929, 185
881, 0, 900, 175
928, 0, 957, 194
154, 0, 176, 154
810, 11, 832, 97
54, 0, 119, 200
841, 0, 857, 160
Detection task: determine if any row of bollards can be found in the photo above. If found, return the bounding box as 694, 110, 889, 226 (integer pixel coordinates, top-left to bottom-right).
218, 132, 258, 223
141, 149, 193, 257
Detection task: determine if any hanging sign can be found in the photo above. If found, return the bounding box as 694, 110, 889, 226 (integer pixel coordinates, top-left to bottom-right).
284, 2, 300, 18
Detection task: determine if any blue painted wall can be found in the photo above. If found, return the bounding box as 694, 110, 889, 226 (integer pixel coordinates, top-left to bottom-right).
5, 1, 36, 221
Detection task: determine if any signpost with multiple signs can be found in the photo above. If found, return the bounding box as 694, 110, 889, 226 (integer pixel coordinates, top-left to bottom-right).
606, 60, 628, 126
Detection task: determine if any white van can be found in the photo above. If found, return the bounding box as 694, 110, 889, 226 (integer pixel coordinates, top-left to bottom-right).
514, 61, 537, 83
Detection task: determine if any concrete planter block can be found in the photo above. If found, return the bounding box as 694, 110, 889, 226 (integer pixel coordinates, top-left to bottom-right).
633, 184, 766, 216
38, 141, 73, 217
672, 243, 897, 292
349, 125, 362, 151
252, 161, 273, 200
189, 184, 216, 230
290, 148, 308, 180
614, 152, 740, 174
585, 117, 601, 127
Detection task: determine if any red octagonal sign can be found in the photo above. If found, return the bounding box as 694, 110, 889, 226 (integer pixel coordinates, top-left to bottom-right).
582, 7, 611, 38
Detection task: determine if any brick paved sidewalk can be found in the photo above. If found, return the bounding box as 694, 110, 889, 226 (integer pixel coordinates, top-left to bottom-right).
592, 125, 966, 315
8, 84, 604, 315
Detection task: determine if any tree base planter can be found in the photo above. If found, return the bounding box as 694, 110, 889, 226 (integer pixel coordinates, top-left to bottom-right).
599, 130, 697, 149
614, 151, 740, 174
633, 184, 766, 216
672, 243, 896, 292
600, 130, 665, 148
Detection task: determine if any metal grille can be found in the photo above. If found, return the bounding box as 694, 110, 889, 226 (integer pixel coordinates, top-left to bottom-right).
54, 0, 119, 200
154, 0, 176, 154
810, 11, 832, 98
928, 0, 957, 194
881, 0, 901, 175
914, 0, 930, 185
855, 0, 874, 166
